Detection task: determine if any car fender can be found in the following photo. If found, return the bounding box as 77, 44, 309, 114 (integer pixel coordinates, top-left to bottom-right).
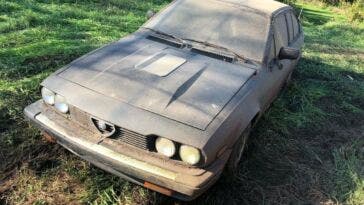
202, 89, 260, 165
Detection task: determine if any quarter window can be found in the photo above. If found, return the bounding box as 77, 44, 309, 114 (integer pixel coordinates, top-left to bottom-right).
286, 13, 294, 43
291, 13, 300, 37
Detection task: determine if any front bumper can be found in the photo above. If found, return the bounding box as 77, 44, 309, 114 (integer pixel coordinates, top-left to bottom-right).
24, 100, 229, 201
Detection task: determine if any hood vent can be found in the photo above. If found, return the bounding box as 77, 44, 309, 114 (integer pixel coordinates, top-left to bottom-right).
147, 34, 184, 48
191, 47, 235, 63
135, 53, 186, 77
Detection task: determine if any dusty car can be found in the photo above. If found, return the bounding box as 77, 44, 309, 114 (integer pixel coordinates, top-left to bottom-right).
24, 0, 304, 201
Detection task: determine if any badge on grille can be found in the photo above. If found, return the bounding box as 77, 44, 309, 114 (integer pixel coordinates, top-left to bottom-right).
91, 117, 116, 144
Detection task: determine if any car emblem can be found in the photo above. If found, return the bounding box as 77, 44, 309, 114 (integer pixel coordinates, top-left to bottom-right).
91, 117, 116, 144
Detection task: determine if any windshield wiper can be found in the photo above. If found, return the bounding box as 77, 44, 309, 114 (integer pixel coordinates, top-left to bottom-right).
183, 38, 254, 64
143, 27, 185, 46
143, 28, 256, 65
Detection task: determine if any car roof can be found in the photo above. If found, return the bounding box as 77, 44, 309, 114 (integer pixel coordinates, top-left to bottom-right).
216, 0, 290, 16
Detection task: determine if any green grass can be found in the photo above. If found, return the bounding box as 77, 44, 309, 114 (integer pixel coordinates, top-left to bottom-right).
0, 0, 363, 204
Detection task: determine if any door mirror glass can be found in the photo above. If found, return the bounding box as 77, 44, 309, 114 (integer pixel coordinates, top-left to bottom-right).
278, 47, 300, 60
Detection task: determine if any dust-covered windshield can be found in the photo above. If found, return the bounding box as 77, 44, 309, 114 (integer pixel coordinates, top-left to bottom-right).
144, 0, 270, 62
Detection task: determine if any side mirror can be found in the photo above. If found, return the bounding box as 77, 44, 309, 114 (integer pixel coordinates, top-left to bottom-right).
278, 47, 300, 60
146, 10, 156, 19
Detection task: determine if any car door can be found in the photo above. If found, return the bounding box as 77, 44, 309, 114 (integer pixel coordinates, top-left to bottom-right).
262, 10, 303, 109
273, 12, 294, 79
257, 10, 304, 111
287, 11, 304, 66
261, 12, 292, 109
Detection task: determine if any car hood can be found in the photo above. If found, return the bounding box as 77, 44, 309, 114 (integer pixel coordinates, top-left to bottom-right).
58, 34, 256, 130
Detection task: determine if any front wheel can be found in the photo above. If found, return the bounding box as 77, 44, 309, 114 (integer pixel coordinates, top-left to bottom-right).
226, 124, 251, 175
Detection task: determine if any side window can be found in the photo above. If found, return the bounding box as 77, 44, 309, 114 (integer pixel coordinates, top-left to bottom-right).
286, 13, 294, 43
291, 13, 300, 37
274, 14, 288, 51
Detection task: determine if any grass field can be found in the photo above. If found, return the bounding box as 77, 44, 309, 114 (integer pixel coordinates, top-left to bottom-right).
0, 0, 363, 204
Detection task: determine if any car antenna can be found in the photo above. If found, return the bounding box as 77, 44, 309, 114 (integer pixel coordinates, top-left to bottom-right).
298, 8, 303, 20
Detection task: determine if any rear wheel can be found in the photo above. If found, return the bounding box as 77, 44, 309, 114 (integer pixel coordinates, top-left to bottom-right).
226, 124, 251, 175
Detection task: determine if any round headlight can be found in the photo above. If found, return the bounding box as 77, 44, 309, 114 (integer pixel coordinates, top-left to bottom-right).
55, 95, 69, 113
155, 137, 176, 157
41, 87, 55, 105
179, 145, 201, 165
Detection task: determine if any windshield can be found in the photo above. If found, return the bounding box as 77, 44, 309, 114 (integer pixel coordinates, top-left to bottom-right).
144, 0, 270, 62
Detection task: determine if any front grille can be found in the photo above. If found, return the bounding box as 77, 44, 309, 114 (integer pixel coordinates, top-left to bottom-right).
69, 106, 154, 151
116, 128, 155, 150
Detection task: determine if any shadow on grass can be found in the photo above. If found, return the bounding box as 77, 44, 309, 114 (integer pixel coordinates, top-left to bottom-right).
302, 7, 333, 26
182, 57, 364, 204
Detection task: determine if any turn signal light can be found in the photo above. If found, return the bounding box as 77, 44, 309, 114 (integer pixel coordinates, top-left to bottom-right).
143, 181, 174, 196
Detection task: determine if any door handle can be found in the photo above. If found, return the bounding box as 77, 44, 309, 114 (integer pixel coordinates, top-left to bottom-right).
269, 59, 284, 71
278, 62, 283, 70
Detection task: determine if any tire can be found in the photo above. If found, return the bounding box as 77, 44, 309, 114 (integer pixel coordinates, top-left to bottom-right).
226, 124, 252, 176
282, 71, 293, 90
286, 72, 293, 87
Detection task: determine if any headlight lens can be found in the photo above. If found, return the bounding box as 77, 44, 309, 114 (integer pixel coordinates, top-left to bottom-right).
155, 137, 176, 157
41, 87, 55, 105
179, 145, 201, 165
55, 95, 69, 113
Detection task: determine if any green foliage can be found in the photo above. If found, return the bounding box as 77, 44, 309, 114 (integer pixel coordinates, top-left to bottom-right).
349, 0, 364, 22
332, 141, 364, 203
280, 0, 363, 22
280, 0, 298, 6
325, 0, 361, 5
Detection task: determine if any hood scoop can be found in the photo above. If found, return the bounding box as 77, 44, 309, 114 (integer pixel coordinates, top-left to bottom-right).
135, 53, 186, 77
